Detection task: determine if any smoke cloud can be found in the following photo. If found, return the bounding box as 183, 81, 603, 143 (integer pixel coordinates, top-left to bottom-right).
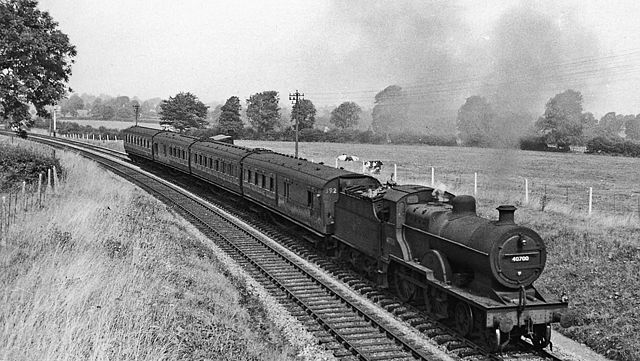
309, 1, 601, 135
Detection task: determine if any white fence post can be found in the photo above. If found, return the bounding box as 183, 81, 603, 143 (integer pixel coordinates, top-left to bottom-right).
431, 167, 435, 186
588, 187, 593, 215
474, 172, 478, 196
394, 164, 398, 183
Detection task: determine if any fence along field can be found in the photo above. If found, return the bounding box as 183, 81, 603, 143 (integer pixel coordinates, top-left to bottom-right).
237, 140, 640, 223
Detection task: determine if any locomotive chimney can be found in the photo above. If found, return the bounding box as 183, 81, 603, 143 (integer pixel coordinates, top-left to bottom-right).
496, 205, 516, 225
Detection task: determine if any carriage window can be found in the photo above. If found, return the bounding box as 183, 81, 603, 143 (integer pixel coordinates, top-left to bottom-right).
198, 154, 202, 165
284, 182, 290, 199
307, 191, 314, 208
269, 177, 274, 191
182, 149, 185, 159
254, 172, 259, 185
261, 174, 266, 188
163, 144, 167, 156
247, 169, 252, 181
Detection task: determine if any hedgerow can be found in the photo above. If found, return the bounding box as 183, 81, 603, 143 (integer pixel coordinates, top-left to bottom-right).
0, 143, 62, 191
586, 136, 640, 157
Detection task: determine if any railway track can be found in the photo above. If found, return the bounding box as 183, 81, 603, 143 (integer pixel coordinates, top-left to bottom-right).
6, 131, 567, 361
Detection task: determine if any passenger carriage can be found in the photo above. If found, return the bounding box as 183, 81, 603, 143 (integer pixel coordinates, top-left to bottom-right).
152, 131, 198, 173
122, 126, 163, 161
189, 139, 253, 195
242, 152, 381, 235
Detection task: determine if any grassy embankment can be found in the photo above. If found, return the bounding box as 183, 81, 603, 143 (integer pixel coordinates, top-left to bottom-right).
238, 140, 640, 361
0, 138, 331, 361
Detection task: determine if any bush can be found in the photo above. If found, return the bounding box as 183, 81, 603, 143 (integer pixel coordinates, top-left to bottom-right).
519, 135, 549, 151
0, 143, 62, 191
586, 136, 640, 157
55, 121, 121, 139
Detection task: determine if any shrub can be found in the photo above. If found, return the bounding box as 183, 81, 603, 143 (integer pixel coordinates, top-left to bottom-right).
519, 135, 549, 151
586, 136, 640, 157
55, 121, 121, 139
0, 143, 62, 191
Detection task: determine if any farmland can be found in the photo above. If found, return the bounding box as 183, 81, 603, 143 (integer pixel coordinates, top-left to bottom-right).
237, 140, 640, 220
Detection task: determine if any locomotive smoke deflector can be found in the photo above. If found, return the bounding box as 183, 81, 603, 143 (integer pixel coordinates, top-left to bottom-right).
496, 205, 516, 225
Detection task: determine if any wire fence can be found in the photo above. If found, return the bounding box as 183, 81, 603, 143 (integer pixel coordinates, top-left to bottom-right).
378, 163, 640, 220
0, 168, 60, 243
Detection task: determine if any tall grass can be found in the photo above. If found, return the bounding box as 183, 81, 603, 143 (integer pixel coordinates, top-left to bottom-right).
1, 150, 301, 361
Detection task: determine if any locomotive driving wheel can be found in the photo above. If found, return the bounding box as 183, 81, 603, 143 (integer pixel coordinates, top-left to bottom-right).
454, 302, 474, 336
392, 267, 417, 302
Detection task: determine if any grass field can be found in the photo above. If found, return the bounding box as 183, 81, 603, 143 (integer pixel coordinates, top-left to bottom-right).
0, 141, 330, 361
236, 140, 640, 361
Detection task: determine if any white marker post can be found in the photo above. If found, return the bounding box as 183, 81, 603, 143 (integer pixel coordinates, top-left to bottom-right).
394, 164, 398, 183
474, 172, 478, 196
588, 187, 593, 215
431, 167, 435, 186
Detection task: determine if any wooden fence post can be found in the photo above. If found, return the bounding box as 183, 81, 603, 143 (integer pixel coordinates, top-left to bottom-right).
22, 181, 26, 211
47, 168, 52, 194
53, 166, 58, 194
38, 172, 43, 206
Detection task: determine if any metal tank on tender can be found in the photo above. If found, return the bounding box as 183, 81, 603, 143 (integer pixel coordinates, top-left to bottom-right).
406, 195, 547, 290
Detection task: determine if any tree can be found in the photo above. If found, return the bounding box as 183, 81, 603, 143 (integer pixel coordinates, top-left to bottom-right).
0, 0, 77, 127
456, 96, 495, 147
246, 91, 280, 133
372, 85, 406, 134
330, 102, 361, 129
291, 98, 316, 130
218, 96, 243, 136
626, 115, 640, 140
535, 89, 584, 148
66, 94, 84, 117
159, 92, 208, 132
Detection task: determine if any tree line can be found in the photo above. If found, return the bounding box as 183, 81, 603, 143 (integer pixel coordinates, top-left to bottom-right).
457, 89, 640, 151
3, 0, 639, 157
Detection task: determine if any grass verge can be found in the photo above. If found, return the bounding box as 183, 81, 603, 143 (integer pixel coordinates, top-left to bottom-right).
1, 148, 331, 360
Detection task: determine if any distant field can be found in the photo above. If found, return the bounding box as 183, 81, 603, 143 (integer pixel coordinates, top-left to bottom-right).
236, 140, 640, 218
57, 118, 162, 130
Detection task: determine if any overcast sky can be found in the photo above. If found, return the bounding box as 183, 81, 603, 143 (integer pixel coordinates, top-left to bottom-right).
38, 0, 640, 116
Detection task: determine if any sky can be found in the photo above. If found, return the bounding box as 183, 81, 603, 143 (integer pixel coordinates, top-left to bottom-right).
37, 0, 640, 117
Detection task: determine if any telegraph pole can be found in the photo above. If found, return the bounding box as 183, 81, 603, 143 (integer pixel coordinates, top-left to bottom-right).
289, 90, 304, 158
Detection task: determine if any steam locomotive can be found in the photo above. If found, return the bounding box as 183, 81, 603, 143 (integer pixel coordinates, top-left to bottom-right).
123, 126, 567, 351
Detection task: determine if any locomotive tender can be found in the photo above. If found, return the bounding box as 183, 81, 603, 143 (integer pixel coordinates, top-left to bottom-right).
123, 126, 567, 350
